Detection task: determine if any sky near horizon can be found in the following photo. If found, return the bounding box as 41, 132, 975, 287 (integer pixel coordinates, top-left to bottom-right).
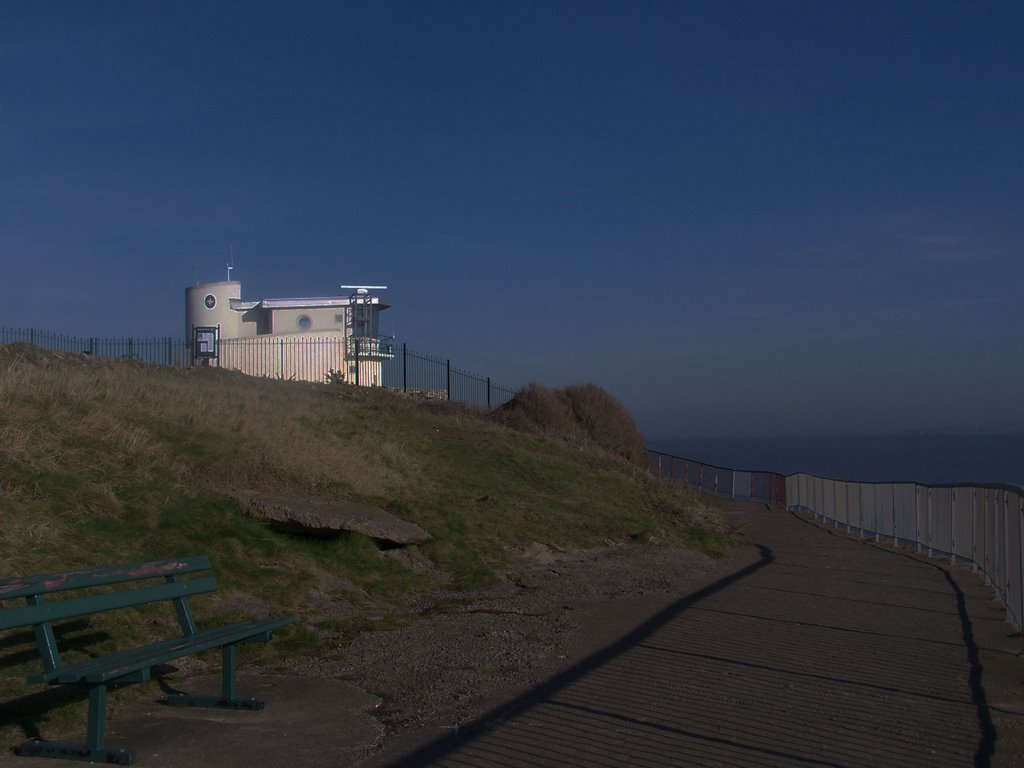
1, 2, 1021, 439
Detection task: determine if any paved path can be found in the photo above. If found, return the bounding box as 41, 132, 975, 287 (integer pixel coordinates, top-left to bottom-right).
8, 505, 1023, 767
378, 504, 1024, 767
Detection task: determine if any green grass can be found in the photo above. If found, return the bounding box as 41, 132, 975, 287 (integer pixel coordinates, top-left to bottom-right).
0, 343, 727, 745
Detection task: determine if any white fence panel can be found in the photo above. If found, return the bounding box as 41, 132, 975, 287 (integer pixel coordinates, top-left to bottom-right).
930, 487, 954, 557
952, 488, 974, 565
787, 475, 1023, 631
893, 484, 917, 547
848, 482, 862, 535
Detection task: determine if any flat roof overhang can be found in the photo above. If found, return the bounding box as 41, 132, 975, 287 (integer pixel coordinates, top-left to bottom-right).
229, 297, 391, 311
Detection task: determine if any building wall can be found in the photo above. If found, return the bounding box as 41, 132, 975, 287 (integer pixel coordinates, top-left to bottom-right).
239, 308, 270, 336
216, 332, 383, 385
269, 307, 346, 336
187, 281, 385, 342
185, 281, 243, 341
185, 281, 388, 385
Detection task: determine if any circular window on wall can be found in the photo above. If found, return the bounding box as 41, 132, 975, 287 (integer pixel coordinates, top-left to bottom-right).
204, 294, 216, 309
297, 315, 312, 330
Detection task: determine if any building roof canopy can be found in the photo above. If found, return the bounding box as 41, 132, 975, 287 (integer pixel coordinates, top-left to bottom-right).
228, 296, 391, 312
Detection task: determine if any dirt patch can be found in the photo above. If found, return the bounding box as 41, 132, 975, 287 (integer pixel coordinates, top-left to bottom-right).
282, 541, 732, 764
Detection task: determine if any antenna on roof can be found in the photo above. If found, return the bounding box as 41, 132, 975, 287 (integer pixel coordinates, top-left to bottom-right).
340, 285, 387, 337
340, 285, 387, 304
226, 246, 235, 282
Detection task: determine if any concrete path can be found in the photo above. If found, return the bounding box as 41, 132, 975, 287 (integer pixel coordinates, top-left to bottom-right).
7, 505, 1023, 767
375, 504, 1024, 767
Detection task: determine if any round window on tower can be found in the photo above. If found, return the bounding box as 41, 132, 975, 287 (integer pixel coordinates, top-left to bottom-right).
297, 315, 312, 330
204, 294, 216, 309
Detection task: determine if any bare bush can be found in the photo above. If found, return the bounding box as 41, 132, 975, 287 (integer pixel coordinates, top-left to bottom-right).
492, 383, 576, 437
560, 383, 649, 467
494, 382, 648, 467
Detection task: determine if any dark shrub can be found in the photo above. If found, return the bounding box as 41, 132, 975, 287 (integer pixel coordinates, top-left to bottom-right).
560, 383, 648, 467
495, 382, 648, 467
492, 383, 576, 437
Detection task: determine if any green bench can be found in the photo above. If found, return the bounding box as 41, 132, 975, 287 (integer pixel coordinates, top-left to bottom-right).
0, 556, 295, 765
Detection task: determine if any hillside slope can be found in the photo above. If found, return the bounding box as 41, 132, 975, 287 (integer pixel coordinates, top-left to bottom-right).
0, 343, 724, 741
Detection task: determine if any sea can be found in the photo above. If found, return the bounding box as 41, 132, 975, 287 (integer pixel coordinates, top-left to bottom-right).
647, 433, 1024, 491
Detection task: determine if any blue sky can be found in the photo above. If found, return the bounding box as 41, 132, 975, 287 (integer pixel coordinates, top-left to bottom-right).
2, 1, 1021, 439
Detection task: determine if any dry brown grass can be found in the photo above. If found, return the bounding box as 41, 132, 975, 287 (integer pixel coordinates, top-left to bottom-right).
0, 344, 717, 574
0, 345, 398, 502
0, 343, 729, 748
492, 382, 649, 467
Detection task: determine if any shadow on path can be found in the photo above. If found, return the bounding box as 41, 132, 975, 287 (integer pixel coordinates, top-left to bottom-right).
377, 506, 1004, 768
789, 512, 997, 768
381, 545, 775, 767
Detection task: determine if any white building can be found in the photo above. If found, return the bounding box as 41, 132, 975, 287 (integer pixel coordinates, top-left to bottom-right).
184, 280, 392, 384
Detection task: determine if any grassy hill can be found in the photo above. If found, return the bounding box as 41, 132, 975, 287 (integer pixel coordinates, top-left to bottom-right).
0, 343, 725, 742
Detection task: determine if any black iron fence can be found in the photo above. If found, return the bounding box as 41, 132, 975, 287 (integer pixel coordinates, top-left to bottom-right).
379, 344, 516, 410
0, 329, 189, 367
0, 328, 517, 411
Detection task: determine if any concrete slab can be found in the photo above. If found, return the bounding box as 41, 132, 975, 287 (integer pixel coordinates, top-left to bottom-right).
5, 675, 382, 768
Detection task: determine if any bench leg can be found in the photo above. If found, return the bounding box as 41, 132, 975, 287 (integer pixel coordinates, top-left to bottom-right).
18, 684, 135, 765
222, 643, 238, 701
87, 684, 107, 753
165, 644, 264, 710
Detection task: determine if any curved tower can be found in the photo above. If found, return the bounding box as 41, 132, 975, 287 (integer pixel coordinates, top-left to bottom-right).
185, 280, 243, 346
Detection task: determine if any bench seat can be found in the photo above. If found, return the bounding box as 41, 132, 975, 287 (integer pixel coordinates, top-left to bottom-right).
1, 556, 295, 764
30, 617, 294, 685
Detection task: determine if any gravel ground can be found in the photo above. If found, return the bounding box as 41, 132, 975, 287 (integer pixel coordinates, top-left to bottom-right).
335, 507, 1024, 768
9, 507, 1022, 768
281, 540, 730, 764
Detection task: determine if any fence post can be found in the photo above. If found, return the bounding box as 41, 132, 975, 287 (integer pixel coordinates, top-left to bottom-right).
927, 487, 934, 557
950, 488, 956, 565
845, 482, 852, 533
983, 490, 992, 585
972, 488, 978, 572
1003, 491, 1010, 606
892, 484, 898, 546
487, 377, 491, 410
446, 359, 451, 401
921, 487, 929, 552
354, 339, 360, 387
402, 343, 407, 392
1018, 494, 1023, 631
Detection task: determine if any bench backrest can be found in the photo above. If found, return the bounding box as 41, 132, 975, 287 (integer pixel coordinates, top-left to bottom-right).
0, 556, 217, 677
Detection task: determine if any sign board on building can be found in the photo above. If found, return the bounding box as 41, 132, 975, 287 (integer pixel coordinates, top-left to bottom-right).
192, 325, 219, 361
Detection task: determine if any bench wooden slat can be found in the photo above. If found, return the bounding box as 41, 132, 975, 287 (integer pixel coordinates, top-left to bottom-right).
85, 618, 292, 684
0, 576, 218, 631
0, 556, 294, 762
0, 556, 211, 600
30, 618, 294, 685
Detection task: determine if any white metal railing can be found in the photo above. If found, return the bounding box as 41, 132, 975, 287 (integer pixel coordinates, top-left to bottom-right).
786, 474, 1024, 630
217, 335, 347, 383
648, 450, 787, 504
